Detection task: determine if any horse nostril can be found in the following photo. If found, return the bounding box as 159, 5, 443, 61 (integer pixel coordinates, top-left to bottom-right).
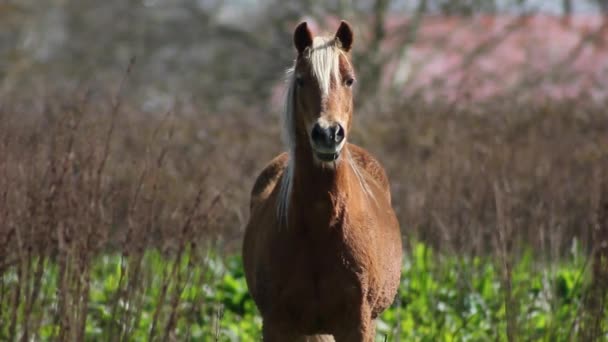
311, 124, 323, 143
333, 124, 345, 143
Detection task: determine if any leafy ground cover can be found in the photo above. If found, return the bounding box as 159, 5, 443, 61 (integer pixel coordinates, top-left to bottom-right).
1, 242, 599, 341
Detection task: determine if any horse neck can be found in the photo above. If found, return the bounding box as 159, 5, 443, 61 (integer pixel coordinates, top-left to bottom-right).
289, 140, 355, 227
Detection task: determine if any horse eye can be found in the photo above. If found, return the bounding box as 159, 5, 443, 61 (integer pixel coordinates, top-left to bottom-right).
296, 76, 304, 87
344, 77, 355, 87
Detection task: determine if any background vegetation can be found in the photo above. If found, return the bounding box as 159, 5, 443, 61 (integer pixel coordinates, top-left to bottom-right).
1, 0, 608, 340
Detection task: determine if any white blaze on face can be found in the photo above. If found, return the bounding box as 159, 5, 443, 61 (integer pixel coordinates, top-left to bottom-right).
308, 37, 347, 156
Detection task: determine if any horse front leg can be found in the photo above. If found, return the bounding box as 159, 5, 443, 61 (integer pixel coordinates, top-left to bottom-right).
332, 303, 375, 342
262, 318, 304, 342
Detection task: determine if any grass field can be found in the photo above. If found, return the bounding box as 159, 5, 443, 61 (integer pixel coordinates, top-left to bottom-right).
1, 94, 607, 340
0, 242, 598, 341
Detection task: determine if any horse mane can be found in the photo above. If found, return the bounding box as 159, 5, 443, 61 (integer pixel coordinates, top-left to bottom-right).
276, 36, 374, 226
276, 64, 295, 226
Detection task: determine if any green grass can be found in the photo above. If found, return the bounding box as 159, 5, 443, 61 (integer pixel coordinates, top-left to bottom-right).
0, 242, 601, 341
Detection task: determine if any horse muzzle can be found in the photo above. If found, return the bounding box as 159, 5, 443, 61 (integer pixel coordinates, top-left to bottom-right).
310, 122, 346, 162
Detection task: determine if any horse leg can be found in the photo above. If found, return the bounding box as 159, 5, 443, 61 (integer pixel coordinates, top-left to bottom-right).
263, 321, 336, 341
262, 320, 301, 342
333, 323, 375, 342
333, 325, 375, 342
332, 304, 375, 342
302, 335, 336, 341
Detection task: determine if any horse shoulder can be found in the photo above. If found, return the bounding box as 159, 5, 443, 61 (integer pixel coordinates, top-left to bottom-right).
348, 144, 392, 200
250, 152, 289, 210
245, 153, 289, 312
348, 144, 402, 318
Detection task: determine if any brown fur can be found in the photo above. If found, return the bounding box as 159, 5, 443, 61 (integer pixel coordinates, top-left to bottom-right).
243, 21, 402, 341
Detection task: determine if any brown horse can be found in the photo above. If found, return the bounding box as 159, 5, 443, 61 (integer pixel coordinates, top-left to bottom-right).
242, 20, 403, 342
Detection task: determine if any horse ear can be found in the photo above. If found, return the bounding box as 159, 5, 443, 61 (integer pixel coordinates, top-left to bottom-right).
335, 20, 353, 52
294, 22, 313, 55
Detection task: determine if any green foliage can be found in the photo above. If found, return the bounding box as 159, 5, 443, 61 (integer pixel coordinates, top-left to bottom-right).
0, 243, 601, 341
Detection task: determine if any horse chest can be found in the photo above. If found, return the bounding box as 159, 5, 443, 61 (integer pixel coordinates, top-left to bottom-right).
267, 227, 363, 330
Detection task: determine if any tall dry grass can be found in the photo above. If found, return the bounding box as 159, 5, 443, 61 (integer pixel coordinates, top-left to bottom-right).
0, 77, 607, 339
359, 100, 608, 258
0, 80, 240, 340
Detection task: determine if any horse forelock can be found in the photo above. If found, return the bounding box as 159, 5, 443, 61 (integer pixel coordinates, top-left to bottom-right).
309, 36, 341, 96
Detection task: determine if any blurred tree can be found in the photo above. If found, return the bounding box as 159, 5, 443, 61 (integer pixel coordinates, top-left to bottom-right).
561, 0, 572, 26
1, 0, 306, 112
0, 0, 550, 111
437, 0, 497, 15
563, 0, 572, 15
596, 0, 608, 13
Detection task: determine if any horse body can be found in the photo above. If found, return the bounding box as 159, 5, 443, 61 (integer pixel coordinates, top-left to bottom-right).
243, 21, 402, 341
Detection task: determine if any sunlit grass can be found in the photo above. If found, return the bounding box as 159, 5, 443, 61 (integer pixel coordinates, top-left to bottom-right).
0, 242, 598, 341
